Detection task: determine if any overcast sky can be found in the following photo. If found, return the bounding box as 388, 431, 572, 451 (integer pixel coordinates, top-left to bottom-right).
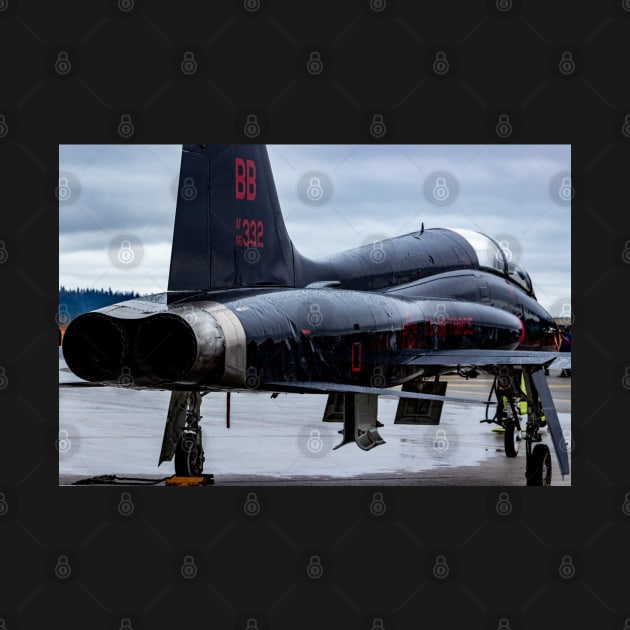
59, 144, 571, 316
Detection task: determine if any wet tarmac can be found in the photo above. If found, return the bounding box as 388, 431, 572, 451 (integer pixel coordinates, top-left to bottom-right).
59, 354, 571, 486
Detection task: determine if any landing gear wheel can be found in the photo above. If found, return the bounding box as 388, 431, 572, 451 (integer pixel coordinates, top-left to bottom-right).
504, 420, 520, 457
175, 428, 205, 476
526, 444, 551, 486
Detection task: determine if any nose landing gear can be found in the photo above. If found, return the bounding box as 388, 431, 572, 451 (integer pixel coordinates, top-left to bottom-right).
484, 365, 564, 486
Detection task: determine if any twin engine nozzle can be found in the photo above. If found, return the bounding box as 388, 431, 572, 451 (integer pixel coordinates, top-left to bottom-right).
62, 308, 226, 386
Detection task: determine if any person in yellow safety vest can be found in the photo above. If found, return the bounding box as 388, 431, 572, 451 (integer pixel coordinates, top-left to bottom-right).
494, 372, 545, 431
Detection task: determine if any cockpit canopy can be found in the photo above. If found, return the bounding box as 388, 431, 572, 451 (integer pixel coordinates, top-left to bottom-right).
449, 228, 535, 297
507, 262, 534, 296
449, 228, 507, 273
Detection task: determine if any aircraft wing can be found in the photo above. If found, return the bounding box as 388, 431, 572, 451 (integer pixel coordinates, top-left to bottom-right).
403, 349, 571, 369
269, 348, 571, 477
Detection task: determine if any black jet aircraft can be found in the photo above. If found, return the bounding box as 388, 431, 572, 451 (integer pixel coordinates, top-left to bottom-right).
61, 144, 571, 485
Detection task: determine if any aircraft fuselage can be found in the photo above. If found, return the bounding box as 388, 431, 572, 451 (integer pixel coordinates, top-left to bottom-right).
63, 229, 557, 392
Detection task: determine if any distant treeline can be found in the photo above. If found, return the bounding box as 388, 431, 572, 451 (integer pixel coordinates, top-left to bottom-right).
58, 287, 141, 323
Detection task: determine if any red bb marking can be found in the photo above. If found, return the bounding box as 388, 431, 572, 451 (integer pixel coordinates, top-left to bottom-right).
235, 158, 256, 200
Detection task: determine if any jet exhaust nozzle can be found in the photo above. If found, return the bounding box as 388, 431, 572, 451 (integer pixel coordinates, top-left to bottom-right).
62, 313, 127, 382
134, 309, 225, 384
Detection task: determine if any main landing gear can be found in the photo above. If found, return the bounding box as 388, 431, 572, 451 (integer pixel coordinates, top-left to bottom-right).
484, 366, 554, 486
159, 391, 206, 477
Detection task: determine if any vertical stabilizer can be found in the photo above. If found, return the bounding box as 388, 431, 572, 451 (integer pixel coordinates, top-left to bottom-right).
167, 144, 296, 296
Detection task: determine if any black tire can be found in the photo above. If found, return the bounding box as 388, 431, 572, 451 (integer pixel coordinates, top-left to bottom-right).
174, 429, 204, 476
504, 420, 520, 457
526, 444, 552, 486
